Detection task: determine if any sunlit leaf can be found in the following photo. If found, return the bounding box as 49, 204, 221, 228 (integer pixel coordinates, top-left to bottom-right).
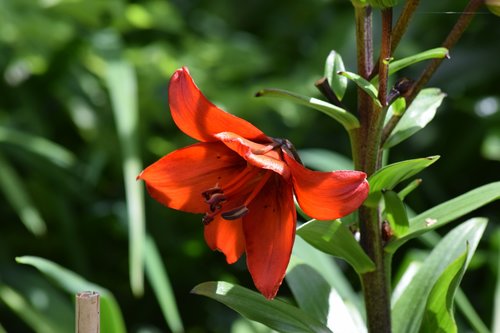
386, 181, 500, 253
365, 156, 440, 207
16, 256, 126, 333
255, 88, 360, 130
419, 249, 468, 333
371, 48, 449, 85
392, 217, 487, 333
324, 50, 348, 101
384, 88, 446, 148
192, 281, 332, 333
286, 259, 367, 333
297, 219, 375, 274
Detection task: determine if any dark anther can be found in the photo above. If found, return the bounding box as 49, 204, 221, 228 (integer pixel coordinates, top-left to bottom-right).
221, 206, 249, 220
206, 193, 227, 212
202, 214, 214, 225
272, 137, 303, 165
202, 187, 223, 201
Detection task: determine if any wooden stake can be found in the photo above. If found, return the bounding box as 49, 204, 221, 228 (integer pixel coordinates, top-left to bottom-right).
76, 291, 100, 333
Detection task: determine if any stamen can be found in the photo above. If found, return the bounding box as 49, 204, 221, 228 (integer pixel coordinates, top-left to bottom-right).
202, 187, 223, 200
206, 193, 227, 212
202, 213, 215, 225
221, 206, 249, 220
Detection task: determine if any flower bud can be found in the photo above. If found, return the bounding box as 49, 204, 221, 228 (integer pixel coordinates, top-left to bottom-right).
367, 0, 400, 8
486, 0, 500, 16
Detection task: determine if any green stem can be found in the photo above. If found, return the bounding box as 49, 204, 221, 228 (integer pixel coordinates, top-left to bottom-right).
353, 5, 392, 333
378, 8, 393, 107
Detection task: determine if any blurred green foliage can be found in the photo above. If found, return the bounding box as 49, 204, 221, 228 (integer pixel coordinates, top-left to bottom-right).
0, 0, 498, 332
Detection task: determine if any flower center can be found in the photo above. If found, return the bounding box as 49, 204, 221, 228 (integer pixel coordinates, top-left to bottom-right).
201, 166, 273, 225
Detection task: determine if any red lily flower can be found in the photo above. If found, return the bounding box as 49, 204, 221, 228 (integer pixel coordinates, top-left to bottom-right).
138, 67, 369, 299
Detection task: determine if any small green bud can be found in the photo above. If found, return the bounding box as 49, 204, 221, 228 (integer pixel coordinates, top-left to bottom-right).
486, 0, 500, 16
367, 0, 400, 8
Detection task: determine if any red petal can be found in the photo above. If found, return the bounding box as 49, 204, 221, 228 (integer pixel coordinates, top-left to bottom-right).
285, 153, 369, 220
138, 142, 245, 213
215, 132, 290, 179
169, 67, 269, 142
204, 216, 245, 264
243, 175, 296, 299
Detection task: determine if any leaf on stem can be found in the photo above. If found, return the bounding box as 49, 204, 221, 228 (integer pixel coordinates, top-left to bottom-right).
296, 219, 375, 274
191, 281, 332, 333
337, 71, 382, 107
384, 88, 446, 148
365, 156, 440, 207
255, 88, 360, 130
382, 189, 410, 237
324, 51, 348, 101
386, 181, 500, 253
371, 47, 449, 86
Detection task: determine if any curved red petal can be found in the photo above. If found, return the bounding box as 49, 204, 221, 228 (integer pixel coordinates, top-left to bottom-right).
243, 175, 296, 299
204, 216, 245, 264
138, 142, 245, 213
285, 153, 369, 220
215, 132, 290, 179
169, 67, 268, 142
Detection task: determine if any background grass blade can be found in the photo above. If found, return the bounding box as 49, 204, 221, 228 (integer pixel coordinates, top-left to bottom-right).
105, 58, 145, 297
0, 152, 46, 236
145, 235, 184, 333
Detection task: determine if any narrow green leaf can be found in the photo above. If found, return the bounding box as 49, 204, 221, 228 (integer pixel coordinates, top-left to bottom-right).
0, 285, 60, 333
0, 152, 46, 236
382, 190, 409, 237
419, 249, 468, 333
371, 47, 449, 85
337, 71, 382, 107
192, 281, 332, 333
324, 50, 348, 100
493, 231, 500, 333
298, 148, 353, 171
144, 236, 184, 333
16, 256, 127, 333
392, 218, 487, 333
297, 219, 375, 274
365, 156, 440, 207
292, 237, 362, 313
397, 178, 422, 201
386, 181, 500, 253
105, 58, 145, 297
384, 88, 446, 148
286, 259, 330, 325
255, 88, 360, 130
0, 127, 76, 168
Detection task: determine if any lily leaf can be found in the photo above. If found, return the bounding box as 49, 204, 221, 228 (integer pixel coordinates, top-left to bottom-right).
192, 281, 332, 333
296, 219, 375, 274
365, 156, 440, 207
418, 248, 468, 333
337, 71, 382, 107
16, 256, 126, 333
292, 237, 362, 312
384, 88, 446, 148
382, 190, 410, 237
371, 47, 449, 86
386, 181, 500, 253
391, 217, 487, 333
256, 88, 360, 130
324, 50, 348, 101
286, 258, 367, 333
